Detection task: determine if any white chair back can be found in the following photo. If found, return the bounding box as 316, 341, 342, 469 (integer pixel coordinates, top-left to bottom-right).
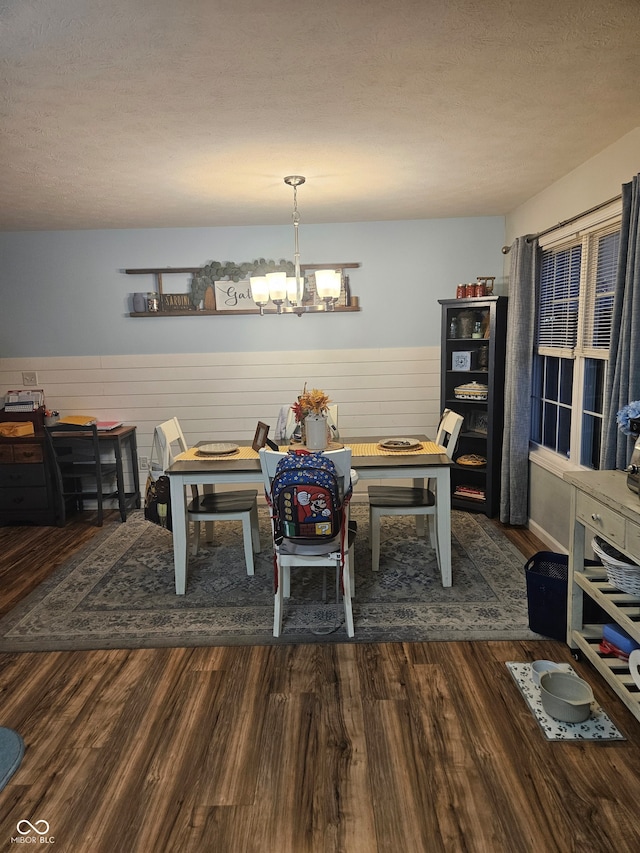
435, 409, 464, 460
153, 417, 188, 471
258, 446, 352, 500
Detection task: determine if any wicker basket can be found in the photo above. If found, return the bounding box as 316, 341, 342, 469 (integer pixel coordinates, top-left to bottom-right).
591, 536, 640, 596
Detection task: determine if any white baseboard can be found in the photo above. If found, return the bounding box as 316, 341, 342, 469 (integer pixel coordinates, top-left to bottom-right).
528, 519, 567, 555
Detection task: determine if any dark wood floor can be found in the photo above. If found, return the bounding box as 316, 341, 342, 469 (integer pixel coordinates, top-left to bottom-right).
1, 513, 639, 852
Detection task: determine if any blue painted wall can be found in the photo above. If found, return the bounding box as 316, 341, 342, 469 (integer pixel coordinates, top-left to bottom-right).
0, 217, 504, 356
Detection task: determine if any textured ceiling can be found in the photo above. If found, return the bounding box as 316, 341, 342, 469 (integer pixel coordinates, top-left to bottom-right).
1, 0, 640, 231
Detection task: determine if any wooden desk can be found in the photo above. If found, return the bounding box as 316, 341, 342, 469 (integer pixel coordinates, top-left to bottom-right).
166, 436, 452, 595
97, 425, 141, 521
50, 424, 141, 523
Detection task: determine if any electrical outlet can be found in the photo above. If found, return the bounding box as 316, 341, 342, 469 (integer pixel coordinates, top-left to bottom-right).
22, 371, 38, 386
139, 456, 149, 471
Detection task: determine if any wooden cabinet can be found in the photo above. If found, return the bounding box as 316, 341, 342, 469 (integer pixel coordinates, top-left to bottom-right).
0, 409, 57, 526
438, 296, 508, 517
565, 470, 640, 724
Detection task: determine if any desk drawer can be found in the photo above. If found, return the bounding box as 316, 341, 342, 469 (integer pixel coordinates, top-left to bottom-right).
0, 464, 46, 487
0, 486, 49, 510
0, 446, 14, 463
576, 492, 625, 547
13, 444, 43, 463
627, 518, 640, 561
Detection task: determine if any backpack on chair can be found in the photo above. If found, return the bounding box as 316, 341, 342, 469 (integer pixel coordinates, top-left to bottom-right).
270, 450, 350, 545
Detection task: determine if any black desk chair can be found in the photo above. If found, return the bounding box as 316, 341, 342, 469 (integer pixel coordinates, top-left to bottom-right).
45, 423, 119, 526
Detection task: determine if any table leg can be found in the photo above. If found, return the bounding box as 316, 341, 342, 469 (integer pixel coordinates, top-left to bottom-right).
203, 484, 215, 542
169, 475, 190, 594
114, 437, 127, 522
434, 467, 452, 587
129, 431, 141, 509
413, 477, 426, 538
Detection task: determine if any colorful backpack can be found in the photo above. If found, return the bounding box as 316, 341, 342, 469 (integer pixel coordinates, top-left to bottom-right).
270, 450, 350, 544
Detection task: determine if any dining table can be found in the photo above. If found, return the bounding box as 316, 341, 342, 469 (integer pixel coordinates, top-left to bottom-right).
165, 435, 453, 594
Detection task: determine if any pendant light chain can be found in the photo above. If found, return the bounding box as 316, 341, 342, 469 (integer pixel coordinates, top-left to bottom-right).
285, 175, 306, 308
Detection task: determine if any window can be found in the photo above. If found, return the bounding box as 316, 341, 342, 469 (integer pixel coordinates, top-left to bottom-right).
531, 223, 620, 468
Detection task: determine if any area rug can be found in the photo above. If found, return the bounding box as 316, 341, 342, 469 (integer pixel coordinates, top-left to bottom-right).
0, 507, 538, 651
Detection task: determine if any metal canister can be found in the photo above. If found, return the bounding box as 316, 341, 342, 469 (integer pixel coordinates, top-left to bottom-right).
474, 282, 487, 297
147, 292, 160, 312
456, 284, 466, 299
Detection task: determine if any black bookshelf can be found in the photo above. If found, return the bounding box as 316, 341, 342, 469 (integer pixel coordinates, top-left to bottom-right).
438, 296, 508, 517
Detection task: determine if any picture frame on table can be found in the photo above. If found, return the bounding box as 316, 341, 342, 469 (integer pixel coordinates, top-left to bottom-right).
252, 421, 278, 452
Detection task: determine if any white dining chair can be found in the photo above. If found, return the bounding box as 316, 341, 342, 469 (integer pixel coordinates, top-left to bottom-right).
367, 409, 464, 583
153, 418, 260, 574
259, 446, 356, 637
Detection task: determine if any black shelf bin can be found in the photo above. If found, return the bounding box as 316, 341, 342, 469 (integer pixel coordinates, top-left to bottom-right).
525, 551, 606, 641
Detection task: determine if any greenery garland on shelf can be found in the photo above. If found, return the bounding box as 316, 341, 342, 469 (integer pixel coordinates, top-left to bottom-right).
190, 258, 295, 307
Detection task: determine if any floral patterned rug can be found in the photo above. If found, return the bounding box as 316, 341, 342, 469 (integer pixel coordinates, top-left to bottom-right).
0, 508, 538, 651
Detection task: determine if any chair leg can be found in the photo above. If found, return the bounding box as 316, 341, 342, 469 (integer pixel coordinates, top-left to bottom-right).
250, 504, 261, 553
371, 507, 382, 571
273, 559, 284, 637
348, 549, 355, 597
429, 514, 442, 576
428, 513, 437, 549
282, 566, 291, 599
341, 557, 354, 637
191, 520, 201, 557
241, 516, 255, 576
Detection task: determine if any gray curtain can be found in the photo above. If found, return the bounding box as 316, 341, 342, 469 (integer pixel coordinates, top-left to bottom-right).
500, 235, 538, 525
601, 174, 640, 470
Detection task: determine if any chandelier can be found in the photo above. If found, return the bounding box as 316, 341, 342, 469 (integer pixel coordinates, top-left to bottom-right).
249, 176, 342, 315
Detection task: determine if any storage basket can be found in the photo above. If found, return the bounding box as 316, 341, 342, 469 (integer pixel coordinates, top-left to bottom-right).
525, 551, 606, 641
591, 536, 640, 596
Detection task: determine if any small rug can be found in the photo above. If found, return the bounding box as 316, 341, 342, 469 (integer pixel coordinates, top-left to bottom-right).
0, 508, 538, 651
507, 662, 625, 740
0, 727, 25, 791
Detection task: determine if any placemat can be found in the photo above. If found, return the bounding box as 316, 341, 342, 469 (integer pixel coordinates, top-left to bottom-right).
506, 662, 625, 741
347, 441, 445, 457
176, 442, 445, 462
176, 446, 260, 461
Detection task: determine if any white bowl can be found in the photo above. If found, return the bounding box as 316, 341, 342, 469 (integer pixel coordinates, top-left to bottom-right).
539, 671, 594, 723
531, 659, 562, 687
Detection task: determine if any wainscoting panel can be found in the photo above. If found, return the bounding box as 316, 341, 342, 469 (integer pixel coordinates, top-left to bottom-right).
0, 347, 441, 493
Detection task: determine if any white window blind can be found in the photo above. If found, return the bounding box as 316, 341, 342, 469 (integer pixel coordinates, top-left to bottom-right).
533, 214, 621, 469
536, 244, 582, 351
581, 226, 619, 351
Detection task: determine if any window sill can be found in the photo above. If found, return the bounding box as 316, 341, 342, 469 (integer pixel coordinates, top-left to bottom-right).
528, 444, 587, 478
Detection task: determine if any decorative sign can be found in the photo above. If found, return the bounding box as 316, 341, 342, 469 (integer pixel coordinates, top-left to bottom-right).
160, 293, 194, 311
214, 280, 261, 311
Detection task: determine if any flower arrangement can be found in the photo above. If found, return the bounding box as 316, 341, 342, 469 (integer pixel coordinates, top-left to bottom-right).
616, 401, 640, 436
291, 385, 331, 422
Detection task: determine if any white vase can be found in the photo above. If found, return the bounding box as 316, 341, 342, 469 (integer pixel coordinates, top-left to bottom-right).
305, 414, 328, 451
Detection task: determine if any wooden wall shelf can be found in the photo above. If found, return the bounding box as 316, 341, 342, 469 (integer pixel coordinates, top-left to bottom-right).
125, 263, 361, 316
130, 305, 360, 317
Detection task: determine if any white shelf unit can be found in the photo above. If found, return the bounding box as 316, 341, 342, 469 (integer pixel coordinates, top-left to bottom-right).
565, 469, 640, 724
